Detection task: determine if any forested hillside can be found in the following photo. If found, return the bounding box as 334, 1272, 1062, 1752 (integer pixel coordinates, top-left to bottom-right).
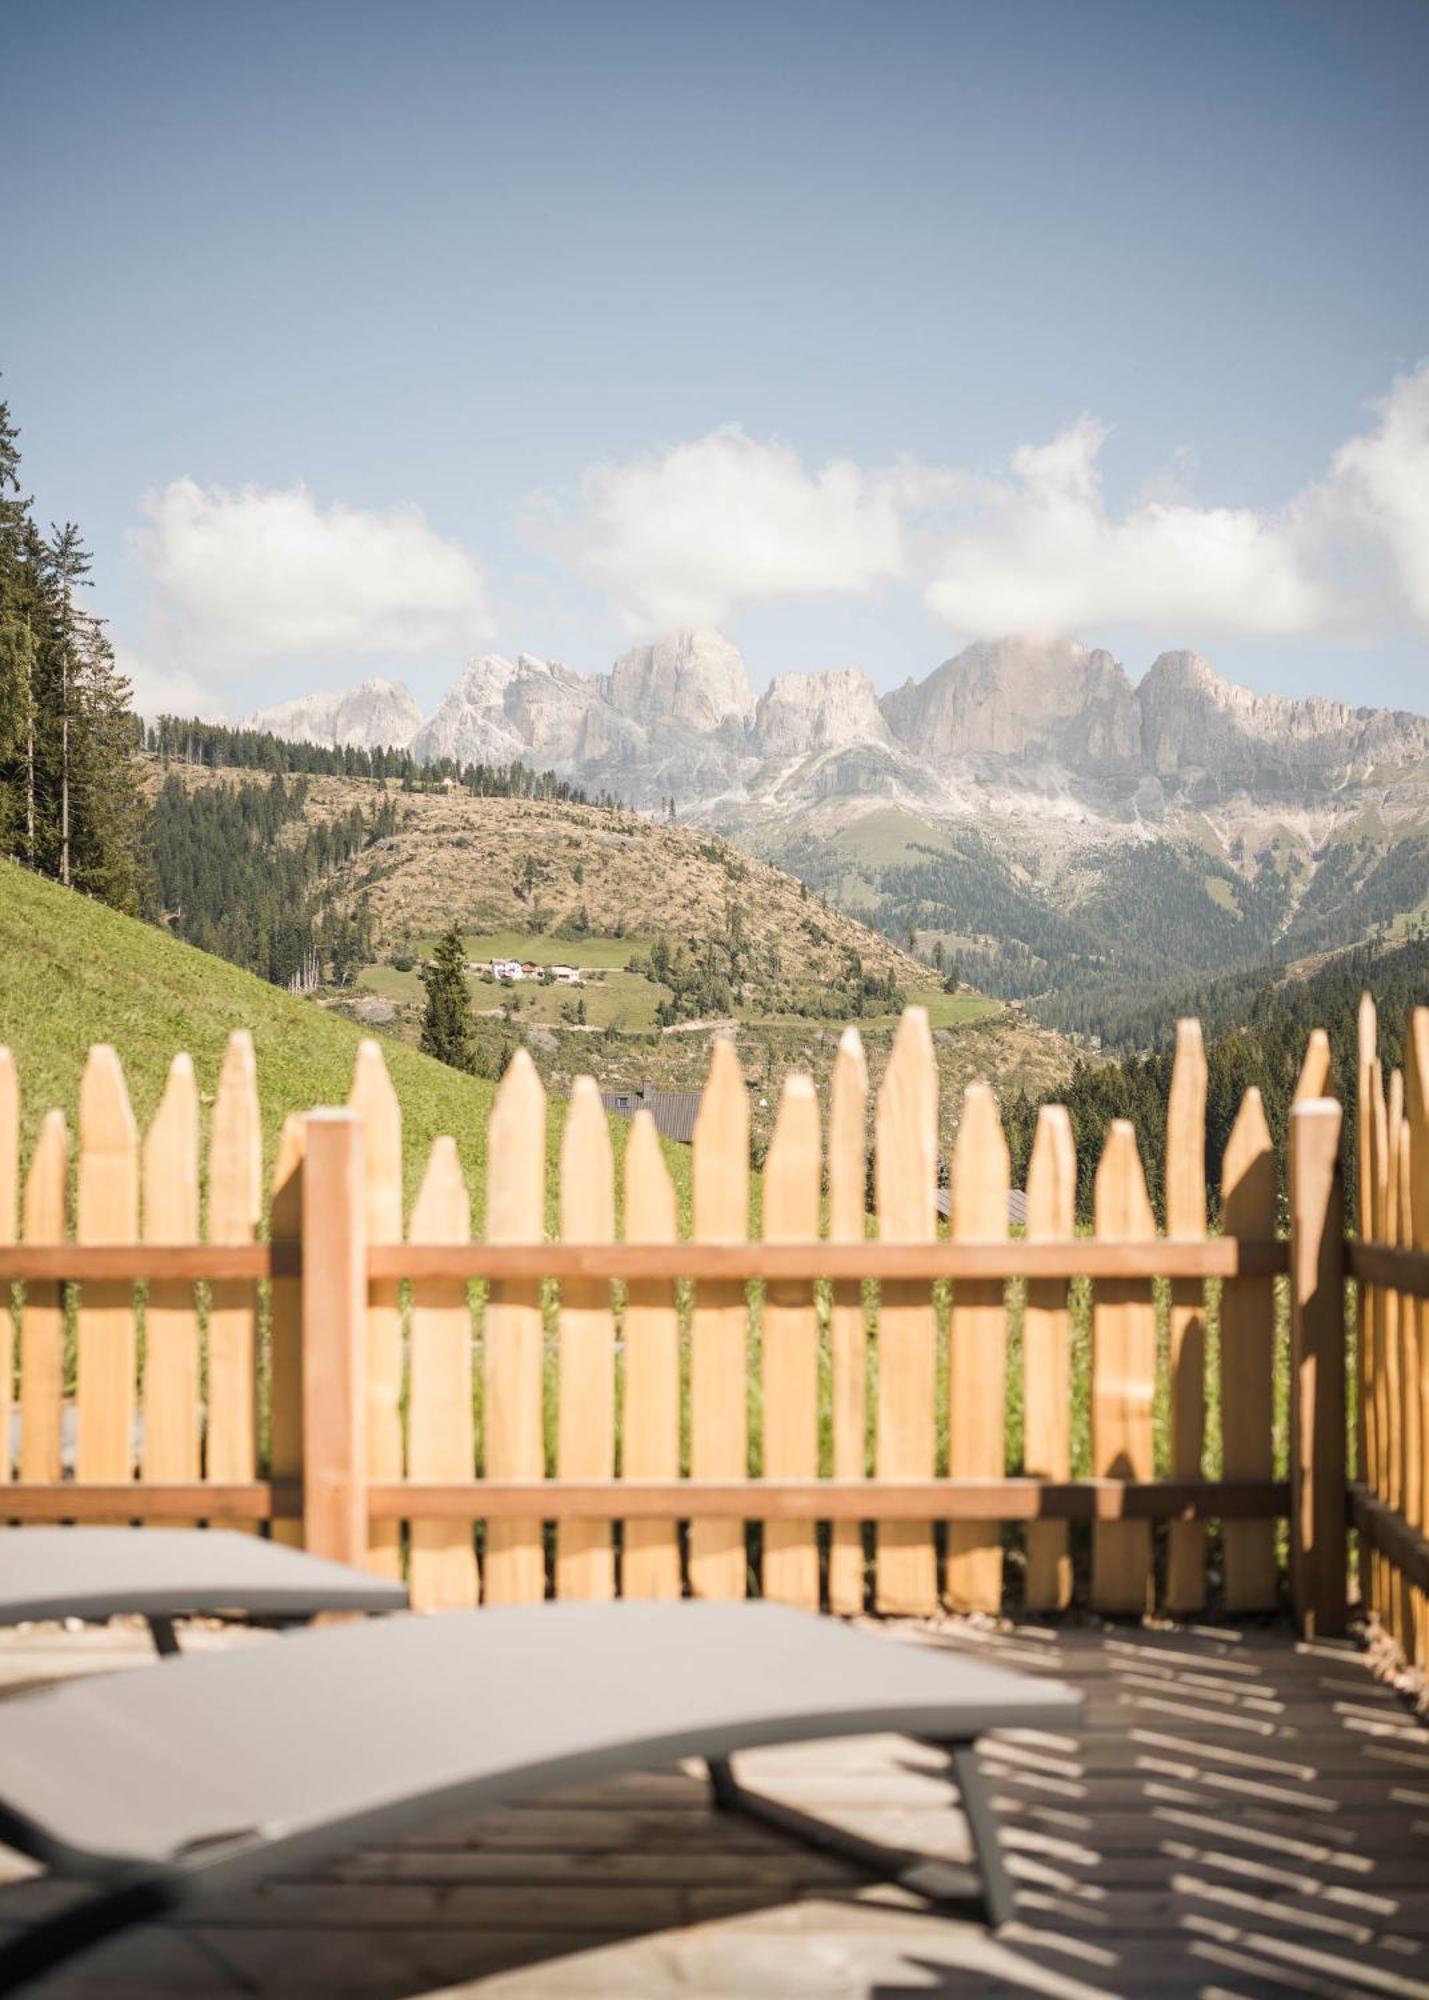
0, 394, 144, 910
767, 810, 1429, 1036
148, 772, 395, 988
1009, 935, 1429, 1227
145, 712, 601, 800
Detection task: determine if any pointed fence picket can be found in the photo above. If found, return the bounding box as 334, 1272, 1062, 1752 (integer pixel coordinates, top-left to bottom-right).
76, 1047, 138, 1498
19, 1110, 66, 1484
349, 1039, 404, 1579
761, 1074, 820, 1609
621, 1109, 681, 1598
142, 1055, 200, 1500
1023, 1104, 1075, 1611
482, 1050, 547, 1604
1091, 1120, 1157, 1614
408, 1136, 477, 1611
946, 1083, 1008, 1612
689, 1039, 749, 1601
874, 1007, 939, 1616
10, 996, 1429, 1658
826, 1028, 869, 1617
1219, 1087, 1277, 1611
556, 1078, 616, 1600
207, 1032, 261, 1505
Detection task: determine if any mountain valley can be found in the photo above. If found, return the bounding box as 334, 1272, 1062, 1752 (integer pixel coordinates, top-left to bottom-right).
245, 631, 1429, 1039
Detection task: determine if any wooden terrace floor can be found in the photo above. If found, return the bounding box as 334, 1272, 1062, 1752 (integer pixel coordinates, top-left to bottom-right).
1, 1615, 1426, 1998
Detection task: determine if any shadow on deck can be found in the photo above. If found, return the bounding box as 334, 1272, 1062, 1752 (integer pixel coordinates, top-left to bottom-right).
1, 1617, 1426, 1998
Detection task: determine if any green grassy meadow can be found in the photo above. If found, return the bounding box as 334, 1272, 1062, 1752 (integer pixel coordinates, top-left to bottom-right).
0, 858, 691, 1223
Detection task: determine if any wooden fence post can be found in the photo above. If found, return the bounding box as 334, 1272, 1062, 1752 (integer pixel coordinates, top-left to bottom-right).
301, 1109, 367, 1566
268, 1117, 306, 1549
1165, 1019, 1208, 1613
1289, 1097, 1348, 1637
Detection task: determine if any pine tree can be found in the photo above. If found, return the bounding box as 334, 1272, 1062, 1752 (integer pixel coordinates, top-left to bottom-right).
0, 393, 145, 910
419, 923, 477, 1072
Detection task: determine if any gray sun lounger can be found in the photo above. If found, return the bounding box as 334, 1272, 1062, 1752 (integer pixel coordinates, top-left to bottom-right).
0, 1601, 1082, 1985
0, 1528, 408, 1653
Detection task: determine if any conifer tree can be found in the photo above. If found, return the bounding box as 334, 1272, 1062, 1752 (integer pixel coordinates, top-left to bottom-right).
0, 391, 145, 910
419, 923, 477, 1072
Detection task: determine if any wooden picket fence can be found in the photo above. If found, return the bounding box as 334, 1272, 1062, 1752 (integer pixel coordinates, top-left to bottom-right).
2, 1004, 1428, 1648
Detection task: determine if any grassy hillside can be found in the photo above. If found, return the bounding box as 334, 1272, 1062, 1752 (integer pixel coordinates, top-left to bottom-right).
0, 857, 691, 1223
144, 761, 931, 1000
142, 761, 1072, 1131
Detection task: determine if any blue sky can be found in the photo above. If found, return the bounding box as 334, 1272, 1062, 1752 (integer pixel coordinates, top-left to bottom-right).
5, 0, 1428, 718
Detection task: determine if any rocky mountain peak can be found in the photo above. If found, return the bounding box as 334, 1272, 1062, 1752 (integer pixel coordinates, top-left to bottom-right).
243, 677, 421, 751
604, 629, 755, 733
754, 668, 889, 759
410, 648, 594, 767
1137, 649, 1429, 784
881, 636, 1141, 773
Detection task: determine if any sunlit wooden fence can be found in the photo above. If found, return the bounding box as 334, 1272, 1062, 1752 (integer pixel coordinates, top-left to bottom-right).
2, 1003, 1427, 1649
1350, 997, 1429, 1671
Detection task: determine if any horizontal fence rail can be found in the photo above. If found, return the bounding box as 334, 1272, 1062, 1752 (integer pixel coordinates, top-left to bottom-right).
365, 1479, 1290, 1522
0, 1482, 295, 1521
0, 1477, 1299, 1524
0, 1239, 1291, 1284
1347, 1241, 1429, 1299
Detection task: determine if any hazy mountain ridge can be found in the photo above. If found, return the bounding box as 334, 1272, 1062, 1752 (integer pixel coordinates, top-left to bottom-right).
243, 631, 1429, 817
243, 633, 1429, 1022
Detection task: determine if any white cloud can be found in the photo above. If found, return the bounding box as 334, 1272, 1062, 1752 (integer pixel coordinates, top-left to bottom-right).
923, 416, 1325, 639
548, 365, 1429, 649
114, 645, 228, 722
555, 427, 911, 630
132, 478, 494, 666
1330, 365, 1429, 625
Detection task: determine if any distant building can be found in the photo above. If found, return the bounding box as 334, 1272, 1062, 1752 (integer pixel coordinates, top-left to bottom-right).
491, 957, 523, 981
520, 961, 540, 979
599, 1085, 703, 1145
935, 1187, 1029, 1228
549, 964, 582, 985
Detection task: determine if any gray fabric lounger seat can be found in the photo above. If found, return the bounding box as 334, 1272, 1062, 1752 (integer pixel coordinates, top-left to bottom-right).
0, 1528, 408, 1652
0, 1601, 1082, 1986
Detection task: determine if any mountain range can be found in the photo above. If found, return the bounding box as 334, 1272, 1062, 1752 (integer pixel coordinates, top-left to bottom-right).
246, 633, 1429, 1035
245, 630, 1429, 816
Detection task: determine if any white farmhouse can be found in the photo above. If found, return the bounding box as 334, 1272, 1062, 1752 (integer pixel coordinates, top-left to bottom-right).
549, 964, 583, 985
491, 957, 524, 981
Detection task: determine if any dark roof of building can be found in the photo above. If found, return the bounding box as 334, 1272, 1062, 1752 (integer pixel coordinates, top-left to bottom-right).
599, 1086, 703, 1146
